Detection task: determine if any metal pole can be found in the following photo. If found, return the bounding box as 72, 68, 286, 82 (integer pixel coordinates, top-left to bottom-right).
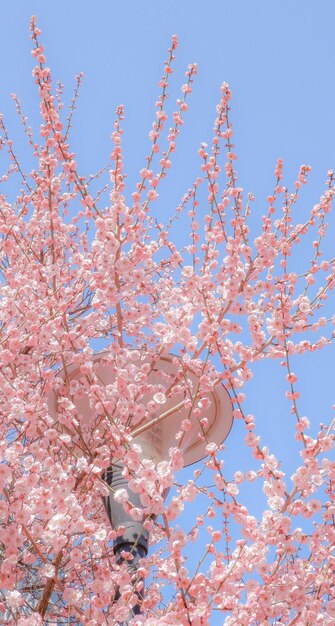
103, 465, 149, 624
113, 542, 147, 624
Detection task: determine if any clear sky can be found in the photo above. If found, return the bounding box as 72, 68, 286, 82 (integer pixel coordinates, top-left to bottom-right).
1, 2, 335, 623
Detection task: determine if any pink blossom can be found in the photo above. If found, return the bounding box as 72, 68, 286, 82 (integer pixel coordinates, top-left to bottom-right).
114, 489, 128, 504
0, 20, 334, 626
153, 392, 167, 405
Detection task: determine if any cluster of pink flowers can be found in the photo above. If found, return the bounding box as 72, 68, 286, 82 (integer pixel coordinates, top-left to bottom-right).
0, 15, 334, 626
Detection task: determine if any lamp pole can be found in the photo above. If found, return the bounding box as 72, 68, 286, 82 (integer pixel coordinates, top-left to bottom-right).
50, 353, 233, 624
103, 464, 149, 624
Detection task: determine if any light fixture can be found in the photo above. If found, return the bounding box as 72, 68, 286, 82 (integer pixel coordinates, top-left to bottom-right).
49, 352, 233, 624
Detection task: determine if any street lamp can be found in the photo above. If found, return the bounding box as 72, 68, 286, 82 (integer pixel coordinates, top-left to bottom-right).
49, 352, 233, 624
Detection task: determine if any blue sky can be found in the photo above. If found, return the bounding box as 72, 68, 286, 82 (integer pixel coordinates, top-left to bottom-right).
1, 2, 335, 623
2, 1, 335, 196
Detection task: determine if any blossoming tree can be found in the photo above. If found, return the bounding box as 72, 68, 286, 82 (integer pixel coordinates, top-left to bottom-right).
0, 16, 334, 626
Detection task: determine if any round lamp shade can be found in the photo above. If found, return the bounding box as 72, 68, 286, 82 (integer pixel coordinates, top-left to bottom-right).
49, 352, 233, 466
